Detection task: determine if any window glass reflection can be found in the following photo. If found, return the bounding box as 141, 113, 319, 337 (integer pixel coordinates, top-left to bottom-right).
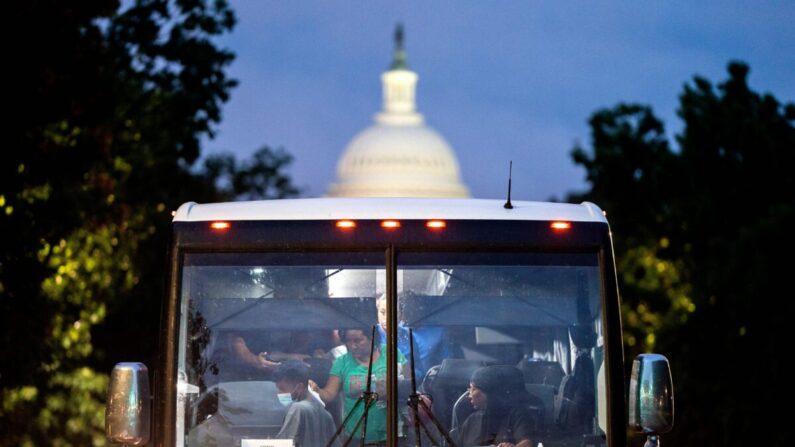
395, 253, 606, 447
177, 253, 387, 447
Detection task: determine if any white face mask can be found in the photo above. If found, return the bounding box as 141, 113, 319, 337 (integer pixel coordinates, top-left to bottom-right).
277, 393, 293, 407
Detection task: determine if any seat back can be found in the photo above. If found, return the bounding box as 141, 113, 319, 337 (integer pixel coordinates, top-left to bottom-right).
427, 359, 485, 430
450, 391, 475, 432
216, 381, 287, 437
517, 358, 565, 388
525, 384, 555, 433
555, 353, 595, 429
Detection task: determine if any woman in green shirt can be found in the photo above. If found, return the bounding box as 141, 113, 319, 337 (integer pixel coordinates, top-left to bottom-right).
310, 328, 406, 444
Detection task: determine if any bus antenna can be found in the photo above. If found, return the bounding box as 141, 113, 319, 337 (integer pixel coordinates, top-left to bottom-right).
503, 161, 514, 209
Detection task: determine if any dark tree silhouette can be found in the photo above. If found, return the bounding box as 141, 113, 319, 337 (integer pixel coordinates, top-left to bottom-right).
1, 1, 298, 445
570, 62, 795, 445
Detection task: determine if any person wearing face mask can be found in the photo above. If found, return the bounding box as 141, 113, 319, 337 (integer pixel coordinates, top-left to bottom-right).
274, 360, 339, 447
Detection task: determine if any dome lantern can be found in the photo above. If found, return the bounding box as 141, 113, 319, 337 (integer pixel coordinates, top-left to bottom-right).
378, 23, 422, 125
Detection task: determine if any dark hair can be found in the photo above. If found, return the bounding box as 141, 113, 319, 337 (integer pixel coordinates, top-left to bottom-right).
470, 365, 534, 437
273, 360, 310, 385
470, 365, 527, 397
339, 326, 380, 344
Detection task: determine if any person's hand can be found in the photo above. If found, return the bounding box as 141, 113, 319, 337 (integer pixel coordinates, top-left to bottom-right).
407, 394, 434, 426
308, 379, 320, 393
375, 378, 386, 397
497, 443, 515, 447
257, 352, 281, 370
313, 348, 330, 358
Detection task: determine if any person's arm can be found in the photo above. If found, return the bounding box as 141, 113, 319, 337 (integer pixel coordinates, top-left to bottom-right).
229, 334, 280, 370
497, 408, 535, 447
269, 351, 311, 361
309, 375, 341, 404
497, 439, 532, 447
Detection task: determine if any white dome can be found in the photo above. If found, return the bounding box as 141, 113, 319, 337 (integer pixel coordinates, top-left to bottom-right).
327, 26, 469, 198
328, 123, 469, 198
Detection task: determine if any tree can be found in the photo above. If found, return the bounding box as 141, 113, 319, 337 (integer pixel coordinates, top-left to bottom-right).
570, 62, 795, 445
204, 146, 302, 200
570, 105, 693, 355
1, 1, 299, 446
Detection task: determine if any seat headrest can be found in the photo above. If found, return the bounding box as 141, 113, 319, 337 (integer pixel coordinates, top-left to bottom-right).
517, 359, 565, 386
436, 359, 486, 386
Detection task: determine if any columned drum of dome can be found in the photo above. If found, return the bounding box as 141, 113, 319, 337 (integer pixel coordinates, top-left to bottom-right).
328, 25, 469, 198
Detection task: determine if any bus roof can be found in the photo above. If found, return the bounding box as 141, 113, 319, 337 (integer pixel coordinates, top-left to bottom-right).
173, 198, 607, 223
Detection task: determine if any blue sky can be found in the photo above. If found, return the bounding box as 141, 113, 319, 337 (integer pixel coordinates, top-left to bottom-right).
202, 2, 795, 201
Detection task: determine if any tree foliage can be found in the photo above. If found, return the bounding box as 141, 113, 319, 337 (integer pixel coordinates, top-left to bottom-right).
1, 1, 298, 446
570, 62, 795, 445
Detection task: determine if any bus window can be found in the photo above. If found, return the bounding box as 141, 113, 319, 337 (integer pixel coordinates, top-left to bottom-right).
396, 252, 605, 447
176, 252, 388, 447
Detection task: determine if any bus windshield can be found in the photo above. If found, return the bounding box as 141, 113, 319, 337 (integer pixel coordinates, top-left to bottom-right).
176, 251, 607, 447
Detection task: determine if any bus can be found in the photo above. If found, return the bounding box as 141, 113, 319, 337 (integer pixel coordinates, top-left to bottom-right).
105, 197, 674, 447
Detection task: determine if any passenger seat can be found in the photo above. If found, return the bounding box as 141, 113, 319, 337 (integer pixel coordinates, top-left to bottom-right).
426, 359, 485, 430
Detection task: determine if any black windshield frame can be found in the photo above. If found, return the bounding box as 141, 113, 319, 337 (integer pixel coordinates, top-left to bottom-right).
160, 219, 625, 447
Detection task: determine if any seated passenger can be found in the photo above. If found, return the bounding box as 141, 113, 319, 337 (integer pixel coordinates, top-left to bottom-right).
274, 361, 339, 447
309, 327, 407, 444
455, 365, 537, 447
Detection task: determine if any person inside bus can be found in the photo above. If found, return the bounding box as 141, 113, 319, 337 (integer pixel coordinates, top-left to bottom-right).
228, 331, 283, 373
454, 365, 537, 447
239, 330, 335, 364
376, 293, 458, 382
213, 270, 340, 379
206, 329, 336, 384
274, 360, 339, 447
308, 327, 407, 445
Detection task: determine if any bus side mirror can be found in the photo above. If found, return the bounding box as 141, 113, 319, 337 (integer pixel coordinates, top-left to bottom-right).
106, 362, 151, 445
629, 354, 674, 445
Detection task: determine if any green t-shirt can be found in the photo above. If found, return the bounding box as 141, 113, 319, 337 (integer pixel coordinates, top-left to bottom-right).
329, 345, 405, 442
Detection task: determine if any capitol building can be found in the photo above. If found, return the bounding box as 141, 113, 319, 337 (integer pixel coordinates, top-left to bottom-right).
327, 26, 470, 198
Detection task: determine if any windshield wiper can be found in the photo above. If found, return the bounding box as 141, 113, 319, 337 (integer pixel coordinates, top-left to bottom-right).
326, 325, 379, 447
407, 328, 458, 447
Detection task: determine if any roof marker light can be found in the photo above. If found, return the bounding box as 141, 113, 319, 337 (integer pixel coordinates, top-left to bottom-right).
550, 221, 572, 231
426, 220, 447, 229
210, 221, 231, 231
381, 220, 401, 229
336, 220, 356, 229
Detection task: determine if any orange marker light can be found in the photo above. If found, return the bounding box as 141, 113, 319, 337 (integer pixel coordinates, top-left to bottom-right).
336, 220, 356, 229
210, 221, 231, 231
426, 220, 447, 229
381, 220, 401, 229
550, 221, 572, 231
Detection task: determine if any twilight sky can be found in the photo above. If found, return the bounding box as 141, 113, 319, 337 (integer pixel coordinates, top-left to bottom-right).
202, 2, 795, 201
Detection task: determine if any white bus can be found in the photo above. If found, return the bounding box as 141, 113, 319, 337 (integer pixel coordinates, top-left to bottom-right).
105, 198, 673, 447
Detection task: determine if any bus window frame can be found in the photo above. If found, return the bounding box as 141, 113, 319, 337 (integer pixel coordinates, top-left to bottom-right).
160, 220, 625, 447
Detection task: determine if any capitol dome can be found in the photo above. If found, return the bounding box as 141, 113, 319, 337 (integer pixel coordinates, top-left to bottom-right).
327, 26, 469, 198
